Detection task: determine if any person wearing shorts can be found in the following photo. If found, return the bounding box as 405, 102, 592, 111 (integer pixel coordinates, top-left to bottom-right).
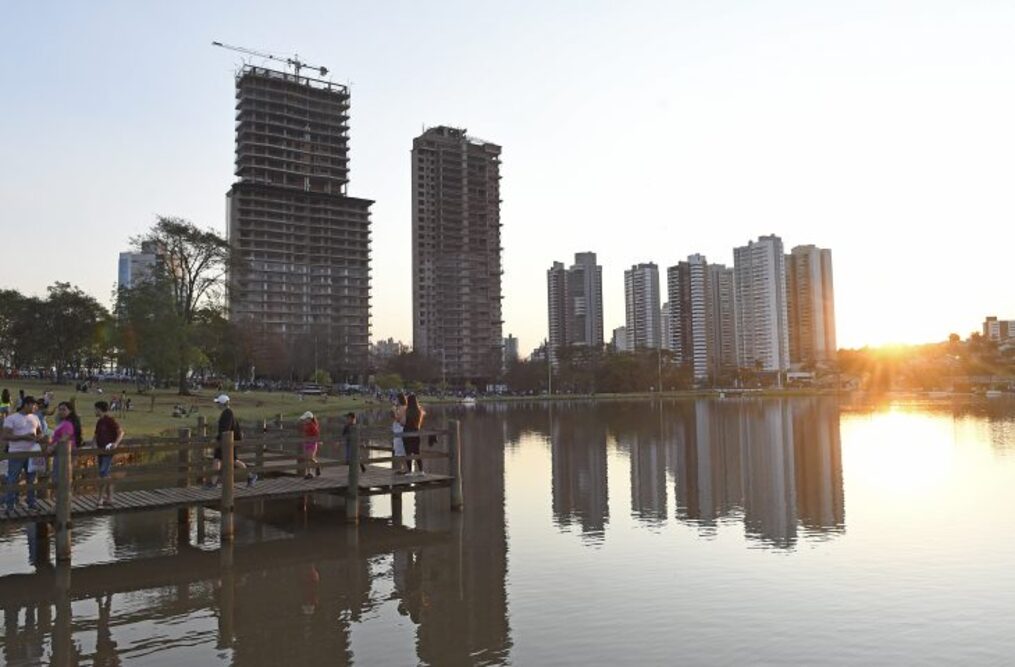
392, 393, 408, 474
92, 401, 124, 507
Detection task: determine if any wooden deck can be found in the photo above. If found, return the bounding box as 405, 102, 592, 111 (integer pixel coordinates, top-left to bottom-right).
0, 465, 452, 524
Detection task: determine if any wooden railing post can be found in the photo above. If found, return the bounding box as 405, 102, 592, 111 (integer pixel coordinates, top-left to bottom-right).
345, 424, 359, 523
177, 428, 191, 534
55, 437, 73, 562
220, 431, 235, 541
448, 419, 464, 511
196, 415, 207, 438
276, 413, 284, 430
255, 425, 265, 476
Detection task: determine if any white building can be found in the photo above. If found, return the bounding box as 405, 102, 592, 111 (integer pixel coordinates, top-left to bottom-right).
117, 242, 159, 290
733, 235, 790, 372
667, 254, 711, 380
624, 263, 661, 350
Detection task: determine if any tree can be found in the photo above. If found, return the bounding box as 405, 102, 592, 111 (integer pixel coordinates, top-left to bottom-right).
41, 283, 108, 382
132, 216, 233, 394
115, 276, 185, 384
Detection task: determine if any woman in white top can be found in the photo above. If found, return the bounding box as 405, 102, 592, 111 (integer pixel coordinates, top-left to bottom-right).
392, 393, 408, 474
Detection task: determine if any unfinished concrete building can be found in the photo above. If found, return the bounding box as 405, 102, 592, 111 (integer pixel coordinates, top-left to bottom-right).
226, 65, 373, 379
412, 126, 503, 384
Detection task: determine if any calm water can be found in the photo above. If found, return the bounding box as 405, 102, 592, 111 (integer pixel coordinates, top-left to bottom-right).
2, 398, 1015, 665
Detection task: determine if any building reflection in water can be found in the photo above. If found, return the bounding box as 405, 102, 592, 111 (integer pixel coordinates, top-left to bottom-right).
545, 398, 845, 548
549, 405, 609, 540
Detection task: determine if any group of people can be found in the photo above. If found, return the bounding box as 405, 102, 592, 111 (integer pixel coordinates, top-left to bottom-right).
391, 393, 427, 475
2, 390, 125, 512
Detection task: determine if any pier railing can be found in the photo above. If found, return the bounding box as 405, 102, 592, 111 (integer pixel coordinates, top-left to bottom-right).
0, 419, 463, 563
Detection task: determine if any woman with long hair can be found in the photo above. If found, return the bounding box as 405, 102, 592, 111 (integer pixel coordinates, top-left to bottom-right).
392, 393, 408, 474
403, 394, 426, 475
48, 400, 82, 473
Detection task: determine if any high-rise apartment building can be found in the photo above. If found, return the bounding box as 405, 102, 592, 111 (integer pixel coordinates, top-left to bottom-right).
786, 245, 837, 365
117, 241, 160, 290
612, 326, 629, 353
983, 316, 1015, 342
226, 65, 373, 378
412, 126, 502, 383
706, 263, 738, 378
624, 263, 661, 350
503, 334, 520, 368
547, 252, 604, 366
660, 302, 672, 352
733, 235, 790, 372
666, 254, 710, 381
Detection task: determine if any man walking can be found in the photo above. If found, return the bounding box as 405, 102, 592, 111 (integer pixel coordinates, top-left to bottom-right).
3, 396, 44, 513
208, 395, 256, 488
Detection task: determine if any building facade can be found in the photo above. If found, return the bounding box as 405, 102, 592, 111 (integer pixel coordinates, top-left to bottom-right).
733, 235, 790, 372
503, 334, 520, 369
612, 326, 629, 353
786, 245, 837, 365
983, 316, 1015, 342
547, 252, 604, 366
412, 126, 503, 384
624, 263, 662, 350
226, 65, 373, 379
706, 263, 738, 379
666, 254, 711, 381
117, 241, 160, 290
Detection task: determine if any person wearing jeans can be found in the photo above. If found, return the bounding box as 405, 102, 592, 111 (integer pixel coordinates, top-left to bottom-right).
3, 395, 43, 513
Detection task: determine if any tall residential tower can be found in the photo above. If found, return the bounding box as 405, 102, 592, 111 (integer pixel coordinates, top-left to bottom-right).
226, 65, 373, 378
733, 235, 790, 372
547, 252, 604, 366
412, 126, 503, 384
624, 263, 662, 350
786, 245, 837, 365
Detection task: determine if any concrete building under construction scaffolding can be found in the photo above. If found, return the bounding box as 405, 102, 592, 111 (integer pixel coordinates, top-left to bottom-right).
226, 65, 373, 379
412, 126, 503, 384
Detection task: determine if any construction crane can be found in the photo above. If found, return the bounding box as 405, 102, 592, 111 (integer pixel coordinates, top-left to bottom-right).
212, 40, 329, 78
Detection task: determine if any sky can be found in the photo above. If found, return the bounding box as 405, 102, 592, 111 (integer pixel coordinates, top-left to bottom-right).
3, 0, 1014, 356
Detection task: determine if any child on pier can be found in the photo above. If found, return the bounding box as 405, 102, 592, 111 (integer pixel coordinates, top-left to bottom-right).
299, 411, 321, 479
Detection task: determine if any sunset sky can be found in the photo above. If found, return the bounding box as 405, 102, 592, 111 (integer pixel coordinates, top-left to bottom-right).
3, 1, 1014, 356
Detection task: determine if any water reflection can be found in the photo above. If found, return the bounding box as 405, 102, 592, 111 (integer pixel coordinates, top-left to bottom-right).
537, 399, 845, 548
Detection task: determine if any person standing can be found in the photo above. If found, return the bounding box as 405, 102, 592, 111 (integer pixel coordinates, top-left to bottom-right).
0, 389, 11, 419
403, 394, 426, 475
48, 401, 82, 475
298, 411, 321, 479
3, 396, 44, 513
342, 412, 365, 474
392, 393, 408, 475
208, 394, 255, 488
92, 401, 124, 507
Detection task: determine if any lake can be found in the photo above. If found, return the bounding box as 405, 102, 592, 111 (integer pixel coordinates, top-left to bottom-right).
2, 397, 1014, 665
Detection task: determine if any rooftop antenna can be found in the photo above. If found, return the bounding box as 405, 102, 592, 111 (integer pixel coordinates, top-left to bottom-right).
211, 40, 329, 78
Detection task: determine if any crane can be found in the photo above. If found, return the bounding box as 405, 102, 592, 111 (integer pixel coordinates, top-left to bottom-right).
212, 41, 329, 78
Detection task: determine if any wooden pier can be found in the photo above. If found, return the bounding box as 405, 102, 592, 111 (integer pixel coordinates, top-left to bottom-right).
0, 419, 464, 563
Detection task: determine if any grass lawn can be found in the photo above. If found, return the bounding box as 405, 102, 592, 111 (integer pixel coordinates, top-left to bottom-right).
2, 379, 386, 437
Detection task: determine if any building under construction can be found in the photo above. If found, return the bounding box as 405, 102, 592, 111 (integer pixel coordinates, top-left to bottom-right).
412, 126, 503, 385
226, 65, 372, 379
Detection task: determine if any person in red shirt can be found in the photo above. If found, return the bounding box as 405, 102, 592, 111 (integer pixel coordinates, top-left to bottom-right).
91, 401, 124, 507
298, 411, 321, 479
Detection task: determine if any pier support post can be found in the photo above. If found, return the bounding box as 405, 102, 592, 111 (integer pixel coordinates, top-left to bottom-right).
55, 437, 73, 562
345, 425, 360, 523
448, 419, 464, 511
177, 428, 191, 537
221, 431, 235, 541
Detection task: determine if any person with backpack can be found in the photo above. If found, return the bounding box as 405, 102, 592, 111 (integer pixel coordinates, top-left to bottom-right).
207, 394, 256, 488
